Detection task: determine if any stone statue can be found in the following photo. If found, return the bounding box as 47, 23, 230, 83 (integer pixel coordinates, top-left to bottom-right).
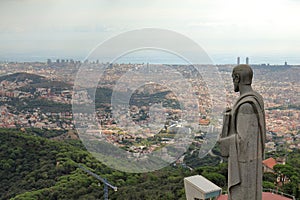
218, 64, 266, 200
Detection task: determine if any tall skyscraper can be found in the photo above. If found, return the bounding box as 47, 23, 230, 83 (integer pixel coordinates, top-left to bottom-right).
246, 57, 249, 65
237, 57, 240, 65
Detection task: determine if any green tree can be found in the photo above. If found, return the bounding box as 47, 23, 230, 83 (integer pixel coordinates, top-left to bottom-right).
263, 172, 277, 183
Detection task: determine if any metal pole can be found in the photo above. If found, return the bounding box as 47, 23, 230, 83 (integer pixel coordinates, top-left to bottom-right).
104, 179, 108, 200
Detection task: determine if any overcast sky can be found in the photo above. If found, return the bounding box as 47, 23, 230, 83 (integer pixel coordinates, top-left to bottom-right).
0, 0, 300, 64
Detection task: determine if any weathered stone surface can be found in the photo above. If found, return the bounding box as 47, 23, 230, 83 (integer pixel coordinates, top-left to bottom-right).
218, 64, 266, 200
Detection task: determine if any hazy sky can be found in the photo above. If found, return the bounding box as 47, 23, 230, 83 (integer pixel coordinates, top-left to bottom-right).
0, 0, 300, 64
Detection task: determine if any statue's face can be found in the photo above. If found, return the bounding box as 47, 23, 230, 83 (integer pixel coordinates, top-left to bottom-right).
232, 72, 239, 92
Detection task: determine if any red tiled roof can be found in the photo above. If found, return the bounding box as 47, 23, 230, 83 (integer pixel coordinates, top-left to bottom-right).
263, 157, 277, 169
217, 192, 293, 200
199, 119, 210, 125
263, 192, 293, 200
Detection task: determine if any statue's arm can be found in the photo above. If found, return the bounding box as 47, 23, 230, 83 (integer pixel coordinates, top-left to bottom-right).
236, 103, 259, 161
218, 134, 235, 157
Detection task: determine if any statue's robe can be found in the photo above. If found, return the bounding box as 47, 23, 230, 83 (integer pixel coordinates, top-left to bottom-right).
219, 92, 266, 200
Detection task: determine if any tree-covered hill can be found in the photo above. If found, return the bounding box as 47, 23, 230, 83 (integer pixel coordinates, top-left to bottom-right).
0, 129, 195, 200
0, 72, 72, 92
0, 129, 101, 199
1, 129, 299, 199
0, 72, 46, 84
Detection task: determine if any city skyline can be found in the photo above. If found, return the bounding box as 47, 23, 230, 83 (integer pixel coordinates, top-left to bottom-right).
1, 0, 300, 64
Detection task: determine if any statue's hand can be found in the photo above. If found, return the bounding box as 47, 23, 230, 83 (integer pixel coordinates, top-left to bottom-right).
218, 137, 229, 157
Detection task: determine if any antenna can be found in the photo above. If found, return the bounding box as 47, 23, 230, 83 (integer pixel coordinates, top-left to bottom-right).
78, 164, 117, 200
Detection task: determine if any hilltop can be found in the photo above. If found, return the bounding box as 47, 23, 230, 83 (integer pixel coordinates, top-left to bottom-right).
0, 72, 72, 91
0, 72, 46, 84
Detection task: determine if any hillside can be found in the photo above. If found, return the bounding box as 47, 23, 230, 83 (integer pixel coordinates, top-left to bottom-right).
0, 72, 72, 114
0, 72, 46, 84
0, 129, 194, 200
0, 72, 72, 91
1, 129, 299, 199
0, 129, 102, 200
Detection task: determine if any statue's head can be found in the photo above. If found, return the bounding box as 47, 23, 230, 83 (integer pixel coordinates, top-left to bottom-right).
232, 64, 253, 92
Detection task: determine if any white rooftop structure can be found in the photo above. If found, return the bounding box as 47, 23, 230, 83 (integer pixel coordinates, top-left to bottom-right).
184, 175, 222, 200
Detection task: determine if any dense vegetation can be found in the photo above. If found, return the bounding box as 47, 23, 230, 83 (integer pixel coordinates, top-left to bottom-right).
0, 129, 194, 200
93, 87, 180, 110
0, 72, 46, 83
0, 72, 71, 93
1, 129, 299, 199
7, 98, 71, 113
